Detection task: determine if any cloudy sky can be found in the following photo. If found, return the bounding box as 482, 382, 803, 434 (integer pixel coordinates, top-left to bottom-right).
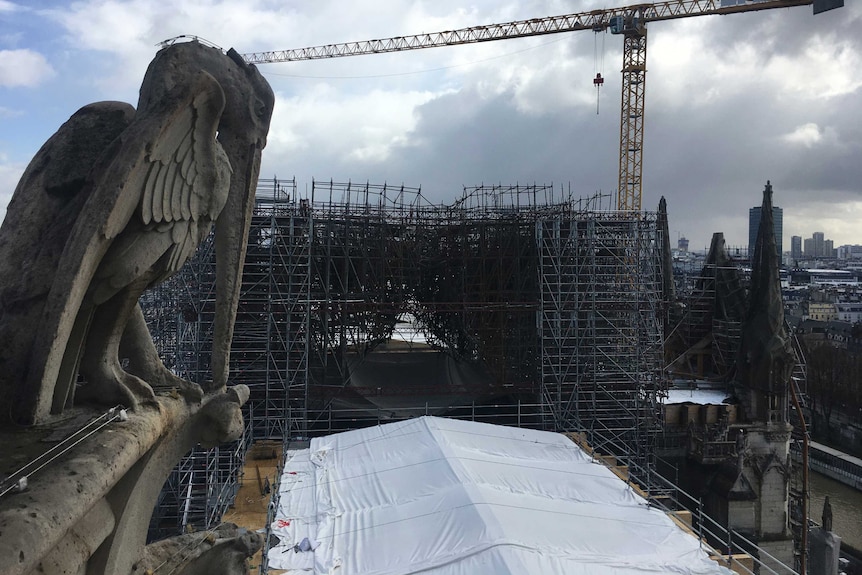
1, 0, 859, 252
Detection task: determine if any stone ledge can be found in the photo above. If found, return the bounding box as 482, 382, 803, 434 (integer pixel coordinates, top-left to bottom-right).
0, 387, 246, 575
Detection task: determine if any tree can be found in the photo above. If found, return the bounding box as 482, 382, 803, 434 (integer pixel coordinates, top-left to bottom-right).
805, 342, 862, 441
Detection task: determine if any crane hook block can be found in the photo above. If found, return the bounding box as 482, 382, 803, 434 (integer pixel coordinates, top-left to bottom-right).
593, 73, 604, 86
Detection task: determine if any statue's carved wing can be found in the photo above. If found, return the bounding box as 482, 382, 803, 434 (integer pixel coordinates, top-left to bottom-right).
25, 71, 227, 420
143, 86, 231, 266
91, 82, 231, 303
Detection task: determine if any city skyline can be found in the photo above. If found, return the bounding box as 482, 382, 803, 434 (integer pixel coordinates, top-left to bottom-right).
683, 228, 861, 257
736, 185, 859, 258
792, 230, 862, 260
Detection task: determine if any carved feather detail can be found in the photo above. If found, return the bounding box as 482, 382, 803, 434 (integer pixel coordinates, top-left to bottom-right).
141, 75, 226, 227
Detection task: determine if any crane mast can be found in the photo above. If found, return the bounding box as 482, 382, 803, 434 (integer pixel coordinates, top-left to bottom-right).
618, 25, 647, 211
243, 0, 839, 210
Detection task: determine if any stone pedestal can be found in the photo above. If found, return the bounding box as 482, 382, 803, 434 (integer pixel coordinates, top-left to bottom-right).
809, 527, 841, 575
757, 539, 796, 575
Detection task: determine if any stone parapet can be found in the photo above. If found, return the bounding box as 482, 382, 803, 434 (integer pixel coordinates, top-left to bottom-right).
0, 387, 249, 575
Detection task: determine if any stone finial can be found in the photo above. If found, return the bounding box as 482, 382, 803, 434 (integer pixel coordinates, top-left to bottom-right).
822, 495, 833, 532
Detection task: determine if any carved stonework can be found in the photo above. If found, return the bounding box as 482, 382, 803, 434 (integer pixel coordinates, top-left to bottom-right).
0, 40, 274, 425
135, 523, 263, 575
0, 391, 253, 575
0, 40, 274, 575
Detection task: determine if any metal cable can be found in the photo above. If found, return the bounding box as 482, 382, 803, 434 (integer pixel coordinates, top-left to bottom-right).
0, 405, 127, 499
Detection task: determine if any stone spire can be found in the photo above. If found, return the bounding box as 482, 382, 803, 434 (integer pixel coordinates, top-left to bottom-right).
657, 197, 676, 322
736, 181, 793, 422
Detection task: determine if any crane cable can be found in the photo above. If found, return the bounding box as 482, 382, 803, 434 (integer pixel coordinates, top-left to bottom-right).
593, 29, 606, 114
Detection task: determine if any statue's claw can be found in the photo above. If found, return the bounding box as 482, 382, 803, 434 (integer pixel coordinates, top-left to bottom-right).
77, 365, 157, 411
154, 379, 204, 404
179, 380, 204, 403
149, 370, 204, 404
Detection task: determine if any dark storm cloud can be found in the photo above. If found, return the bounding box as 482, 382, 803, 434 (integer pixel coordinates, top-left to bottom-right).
387, 91, 617, 201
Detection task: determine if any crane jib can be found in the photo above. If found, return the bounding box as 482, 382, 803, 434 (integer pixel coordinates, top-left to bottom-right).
239, 1, 832, 65
241, 0, 842, 211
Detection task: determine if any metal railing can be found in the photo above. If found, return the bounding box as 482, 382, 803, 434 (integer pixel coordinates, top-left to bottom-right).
623, 455, 799, 575
296, 401, 548, 439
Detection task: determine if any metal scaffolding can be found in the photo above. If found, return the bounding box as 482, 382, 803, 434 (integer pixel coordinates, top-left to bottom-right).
538, 210, 664, 464
144, 178, 667, 537
666, 238, 748, 381
147, 428, 251, 540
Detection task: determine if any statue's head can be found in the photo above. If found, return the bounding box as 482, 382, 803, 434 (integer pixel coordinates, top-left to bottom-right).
138, 40, 274, 161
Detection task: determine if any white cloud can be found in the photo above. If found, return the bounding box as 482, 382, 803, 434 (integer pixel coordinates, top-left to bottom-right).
651, 19, 862, 109
11, 0, 607, 136
39, 0, 295, 94
400, 4, 481, 34
766, 34, 862, 100
0, 106, 22, 119
782, 123, 824, 147
477, 39, 594, 116
268, 84, 447, 166
649, 18, 717, 107
0, 49, 54, 87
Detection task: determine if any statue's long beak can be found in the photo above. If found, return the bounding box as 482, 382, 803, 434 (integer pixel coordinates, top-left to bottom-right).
210, 135, 262, 392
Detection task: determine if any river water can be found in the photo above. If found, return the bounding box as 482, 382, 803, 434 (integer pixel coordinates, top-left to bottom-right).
809, 470, 862, 550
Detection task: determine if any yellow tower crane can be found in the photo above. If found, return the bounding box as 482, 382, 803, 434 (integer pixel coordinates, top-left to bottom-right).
243, 0, 842, 211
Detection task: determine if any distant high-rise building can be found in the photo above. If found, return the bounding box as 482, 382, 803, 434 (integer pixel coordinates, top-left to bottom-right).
837, 245, 862, 259
791, 236, 802, 261
677, 236, 689, 252
800, 232, 836, 259
813, 231, 825, 258
748, 184, 783, 258
804, 238, 814, 258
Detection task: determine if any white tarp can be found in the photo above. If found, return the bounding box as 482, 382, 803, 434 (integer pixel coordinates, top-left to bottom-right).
664, 388, 730, 405
269, 417, 730, 575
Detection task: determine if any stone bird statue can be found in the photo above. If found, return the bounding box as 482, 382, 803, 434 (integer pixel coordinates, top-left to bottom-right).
0, 41, 274, 424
